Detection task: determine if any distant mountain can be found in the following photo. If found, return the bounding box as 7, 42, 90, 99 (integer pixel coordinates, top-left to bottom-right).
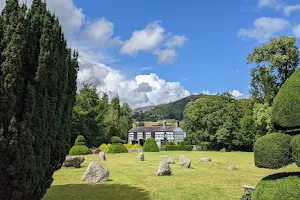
132, 94, 209, 121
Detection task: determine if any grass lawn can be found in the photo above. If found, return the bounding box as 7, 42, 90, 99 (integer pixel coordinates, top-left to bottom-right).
43, 151, 300, 200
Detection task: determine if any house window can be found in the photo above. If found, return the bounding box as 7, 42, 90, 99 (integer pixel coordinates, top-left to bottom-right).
143, 132, 146, 139
151, 132, 155, 138
134, 132, 137, 140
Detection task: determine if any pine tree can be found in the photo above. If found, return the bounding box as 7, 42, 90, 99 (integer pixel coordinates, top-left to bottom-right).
0, 0, 78, 199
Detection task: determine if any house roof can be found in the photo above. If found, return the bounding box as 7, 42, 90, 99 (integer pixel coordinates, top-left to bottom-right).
128, 126, 177, 133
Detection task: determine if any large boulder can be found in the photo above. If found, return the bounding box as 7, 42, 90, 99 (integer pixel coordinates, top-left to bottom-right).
157, 161, 172, 176
63, 156, 85, 168
82, 162, 109, 182
98, 151, 106, 161
179, 155, 191, 168
200, 157, 212, 162
137, 152, 144, 161
166, 157, 175, 164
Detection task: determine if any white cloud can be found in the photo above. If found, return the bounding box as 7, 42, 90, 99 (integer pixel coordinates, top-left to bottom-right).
238, 17, 289, 42
258, 0, 282, 9
166, 35, 187, 48
293, 25, 300, 37
141, 67, 155, 71
284, 4, 300, 16
77, 59, 190, 108
120, 21, 165, 56
202, 90, 210, 95
83, 18, 114, 44
154, 49, 177, 64
231, 90, 243, 98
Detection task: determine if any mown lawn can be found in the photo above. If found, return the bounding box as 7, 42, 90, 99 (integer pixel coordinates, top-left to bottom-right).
43, 151, 300, 200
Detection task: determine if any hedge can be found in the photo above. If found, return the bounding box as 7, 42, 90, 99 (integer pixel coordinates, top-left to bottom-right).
69, 145, 89, 155
165, 145, 192, 151
99, 143, 111, 150
254, 133, 292, 169
291, 135, 300, 167
111, 136, 126, 144
74, 135, 86, 146
272, 69, 300, 130
132, 144, 141, 148
143, 138, 159, 152
199, 142, 211, 151
108, 144, 128, 153
124, 143, 133, 148
252, 174, 300, 200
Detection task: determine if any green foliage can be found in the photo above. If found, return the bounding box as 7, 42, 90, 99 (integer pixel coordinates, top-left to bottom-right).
199, 142, 211, 151
99, 143, 111, 150
247, 36, 299, 104
143, 138, 159, 152
69, 145, 89, 155
138, 122, 145, 127
252, 174, 300, 200
254, 133, 292, 169
111, 136, 126, 144
167, 142, 176, 146
132, 144, 141, 148
220, 148, 227, 153
74, 135, 86, 146
124, 143, 132, 148
0, 1, 78, 199
291, 135, 300, 167
133, 94, 208, 121
108, 144, 128, 153
165, 145, 192, 151
272, 69, 300, 130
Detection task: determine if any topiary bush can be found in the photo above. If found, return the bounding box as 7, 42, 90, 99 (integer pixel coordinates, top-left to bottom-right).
132, 144, 141, 148
99, 143, 111, 150
272, 69, 300, 131
291, 135, 300, 167
254, 133, 292, 169
143, 138, 159, 152
252, 173, 300, 200
124, 143, 133, 148
69, 145, 89, 155
74, 135, 86, 146
111, 136, 126, 144
108, 144, 128, 153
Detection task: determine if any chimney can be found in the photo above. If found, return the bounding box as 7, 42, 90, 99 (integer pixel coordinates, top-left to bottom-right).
163, 120, 166, 128
132, 122, 136, 128
176, 120, 180, 128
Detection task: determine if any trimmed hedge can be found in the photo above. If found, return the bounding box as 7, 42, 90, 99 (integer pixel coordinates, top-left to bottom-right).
99, 143, 111, 150
74, 135, 86, 146
291, 135, 300, 167
252, 174, 300, 200
254, 133, 292, 169
143, 138, 159, 152
124, 143, 133, 148
111, 136, 126, 144
132, 144, 141, 148
69, 145, 89, 155
108, 144, 128, 153
272, 69, 300, 130
165, 145, 192, 151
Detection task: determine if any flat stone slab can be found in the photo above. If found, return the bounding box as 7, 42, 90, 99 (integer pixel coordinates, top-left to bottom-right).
200, 157, 212, 162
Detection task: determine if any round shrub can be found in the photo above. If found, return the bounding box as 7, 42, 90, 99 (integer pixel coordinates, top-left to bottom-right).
108, 144, 128, 153
124, 143, 133, 148
132, 144, 141, 148
254, 133, 292, 169
74, 135, 86, 146
143, 138, 159, 152
69, 145, 89, 155
252, 174, 300, 200
111, 136, 126, 144
291, 135, 300, 167
272, 69, 300, 130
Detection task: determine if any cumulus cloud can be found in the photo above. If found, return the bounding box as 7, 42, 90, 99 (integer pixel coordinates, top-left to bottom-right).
83, 18, 114, 44
154, 49, 177, 64
258, 0, 282, 9
284, 4, 300, 16
238, 17, 289, 42
293, 25, 300, 37
77, 59, 190, 108
166, 35, 188, 48
230, 90, 244, 98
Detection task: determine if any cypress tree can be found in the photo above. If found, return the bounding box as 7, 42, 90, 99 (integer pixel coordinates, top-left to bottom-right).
0, 0, 78, 199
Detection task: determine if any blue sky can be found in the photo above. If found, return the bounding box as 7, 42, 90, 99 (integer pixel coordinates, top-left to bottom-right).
1, 0, 300, 107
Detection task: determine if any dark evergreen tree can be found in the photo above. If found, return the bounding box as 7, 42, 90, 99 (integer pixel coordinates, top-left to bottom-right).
0, 0, 78, 199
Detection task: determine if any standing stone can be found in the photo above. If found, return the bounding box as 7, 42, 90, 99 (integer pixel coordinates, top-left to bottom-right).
166, 157, 175, 164
179, 155, 191, 168
228, 165, 237, 170
137, 152, 144, 161
82, 162, 109, 182
98, 151, 106, 161
157, 161, 172, 176
63, 156, 85, 168
200, 157, 212, 162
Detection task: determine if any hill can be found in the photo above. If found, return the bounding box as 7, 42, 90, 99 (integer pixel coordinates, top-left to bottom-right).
132, 94, 209, 121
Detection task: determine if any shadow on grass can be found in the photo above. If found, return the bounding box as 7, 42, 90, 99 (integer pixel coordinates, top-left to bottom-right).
262, 172, 300, 181
43, 183, 150, 200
